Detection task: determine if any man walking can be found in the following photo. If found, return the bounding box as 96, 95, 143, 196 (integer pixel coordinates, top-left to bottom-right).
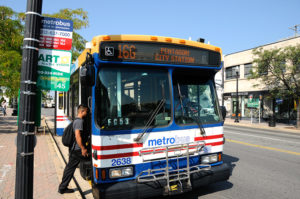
1, 100, 7, 116
58, 104, 89, 194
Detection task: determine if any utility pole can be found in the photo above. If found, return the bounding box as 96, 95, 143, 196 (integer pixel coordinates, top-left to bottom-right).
289, 24, 300, 37
234, 68, 239, 123
15, 0, 42, 198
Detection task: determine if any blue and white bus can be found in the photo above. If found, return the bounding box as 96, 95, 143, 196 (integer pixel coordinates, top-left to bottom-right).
56, 35, 231, 199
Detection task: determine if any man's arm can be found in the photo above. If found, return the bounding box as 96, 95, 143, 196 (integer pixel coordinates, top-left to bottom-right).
75, 129, 88, 157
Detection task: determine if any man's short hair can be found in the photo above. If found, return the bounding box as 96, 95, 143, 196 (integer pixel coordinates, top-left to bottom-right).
77, 104, 89, 113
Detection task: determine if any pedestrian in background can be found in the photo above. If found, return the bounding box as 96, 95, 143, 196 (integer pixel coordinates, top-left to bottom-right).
58, 104, 89, 194
1, 100, 7, 116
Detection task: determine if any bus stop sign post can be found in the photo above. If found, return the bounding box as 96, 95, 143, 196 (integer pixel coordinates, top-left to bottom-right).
15, 0, 43, 199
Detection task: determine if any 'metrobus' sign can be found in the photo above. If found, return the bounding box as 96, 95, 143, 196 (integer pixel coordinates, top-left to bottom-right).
37, 17, 73, 91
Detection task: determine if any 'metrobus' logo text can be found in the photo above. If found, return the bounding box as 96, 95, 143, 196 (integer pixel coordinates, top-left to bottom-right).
148, 135, 190, 147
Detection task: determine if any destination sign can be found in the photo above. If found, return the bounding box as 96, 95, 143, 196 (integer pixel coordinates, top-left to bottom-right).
99, 42, 221, 67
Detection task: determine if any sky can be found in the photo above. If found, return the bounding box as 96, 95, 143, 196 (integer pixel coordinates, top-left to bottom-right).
2, 0, 300, 55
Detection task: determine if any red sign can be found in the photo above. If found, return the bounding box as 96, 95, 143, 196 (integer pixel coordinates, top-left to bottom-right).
39, 35, 72, 51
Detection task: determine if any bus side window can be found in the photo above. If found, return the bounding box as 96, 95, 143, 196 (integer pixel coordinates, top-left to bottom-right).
59, 92, 63, 109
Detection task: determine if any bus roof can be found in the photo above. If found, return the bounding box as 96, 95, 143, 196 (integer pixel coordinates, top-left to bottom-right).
77, 35, 222, 67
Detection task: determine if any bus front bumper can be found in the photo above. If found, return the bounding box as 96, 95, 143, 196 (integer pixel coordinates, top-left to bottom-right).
92, 163, 231, 199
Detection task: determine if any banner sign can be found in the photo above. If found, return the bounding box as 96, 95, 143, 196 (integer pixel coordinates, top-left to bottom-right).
37, 49, 72, 90
37, 17, 73, 91
41, 17, 73, 31
247, 98, 259, 108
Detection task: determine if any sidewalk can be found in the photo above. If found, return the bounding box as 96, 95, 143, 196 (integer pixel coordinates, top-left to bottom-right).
0, 108, 79, 199
224, 117, 300, 133
44, 116, 93, 199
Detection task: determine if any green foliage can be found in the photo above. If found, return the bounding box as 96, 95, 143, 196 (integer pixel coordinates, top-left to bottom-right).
44, 8, 89, 61
0, 6, 23, 98
0, 6, 23, 52
0, 6, 89, 98
250, 45, 300, 99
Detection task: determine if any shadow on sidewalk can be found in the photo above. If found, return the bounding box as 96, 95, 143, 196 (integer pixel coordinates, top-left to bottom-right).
0, 116, 18, 134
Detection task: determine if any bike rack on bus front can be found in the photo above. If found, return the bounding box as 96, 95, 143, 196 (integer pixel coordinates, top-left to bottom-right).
136, 141, 211, 195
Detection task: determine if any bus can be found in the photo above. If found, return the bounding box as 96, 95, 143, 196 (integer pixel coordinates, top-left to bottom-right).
56, 35, 231, 199
44, 96, 55, 108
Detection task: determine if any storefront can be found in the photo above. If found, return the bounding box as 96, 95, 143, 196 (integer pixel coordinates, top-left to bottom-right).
223, 91, 268, 120
223, 91, 297, 124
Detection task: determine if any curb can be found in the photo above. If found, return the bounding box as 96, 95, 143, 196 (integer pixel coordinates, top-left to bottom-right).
44, 119, 84, 199
224, 122, 300, 134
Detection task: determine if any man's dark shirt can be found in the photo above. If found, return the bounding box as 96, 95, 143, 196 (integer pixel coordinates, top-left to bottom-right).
73, 118, 83, 151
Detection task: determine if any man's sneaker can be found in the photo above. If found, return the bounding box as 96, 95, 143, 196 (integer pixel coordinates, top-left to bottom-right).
58, 188, 75, 194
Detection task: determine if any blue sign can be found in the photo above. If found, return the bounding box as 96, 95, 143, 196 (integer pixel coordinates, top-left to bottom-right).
276, 99, 283, 104
41, 17, 73, 32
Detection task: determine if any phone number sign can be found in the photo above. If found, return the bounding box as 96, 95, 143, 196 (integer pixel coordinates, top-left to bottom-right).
37, 17, 73, 91
37, 49, 72, 91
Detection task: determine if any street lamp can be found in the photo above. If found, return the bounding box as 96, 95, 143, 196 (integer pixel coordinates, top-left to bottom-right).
234, 67, 239, 123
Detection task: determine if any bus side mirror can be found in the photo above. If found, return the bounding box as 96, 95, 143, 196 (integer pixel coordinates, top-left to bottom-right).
80, 65, 95, 87
80, 53, 95, 87
220, 106, 226, 120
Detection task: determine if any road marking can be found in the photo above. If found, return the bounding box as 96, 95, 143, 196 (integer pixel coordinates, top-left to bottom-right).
225, 131, 300, 145
226, 139, 300, 156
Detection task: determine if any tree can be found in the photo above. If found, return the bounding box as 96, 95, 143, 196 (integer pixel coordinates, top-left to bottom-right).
0, 6, 89, 98
250, 45, 300, 128
0, 6, 23, 98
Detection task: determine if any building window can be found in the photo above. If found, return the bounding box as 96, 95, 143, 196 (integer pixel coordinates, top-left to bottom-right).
226, 66, 240, 80
258, 64, 268, 76
280, 61, 286, 73
244, 63, 252, 77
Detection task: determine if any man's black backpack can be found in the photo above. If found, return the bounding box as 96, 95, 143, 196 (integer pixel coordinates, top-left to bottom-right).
62, 121, 75, 147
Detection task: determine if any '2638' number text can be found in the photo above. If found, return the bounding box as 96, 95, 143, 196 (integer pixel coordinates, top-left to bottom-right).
111, 157, 132, 166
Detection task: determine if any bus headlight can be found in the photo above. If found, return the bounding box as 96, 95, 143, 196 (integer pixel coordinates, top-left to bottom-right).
109, 167, 133, 178
201, 154, 219, 164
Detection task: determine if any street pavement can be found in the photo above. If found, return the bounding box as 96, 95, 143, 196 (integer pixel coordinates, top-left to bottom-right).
163, 124, 300, 199
1, 107, 299, 199
222, 125, 300, 199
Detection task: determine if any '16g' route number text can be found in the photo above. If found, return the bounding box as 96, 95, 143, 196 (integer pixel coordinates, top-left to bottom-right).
118, 45, 136, 60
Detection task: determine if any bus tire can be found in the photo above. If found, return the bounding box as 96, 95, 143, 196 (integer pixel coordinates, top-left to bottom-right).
92, 185, 101, 199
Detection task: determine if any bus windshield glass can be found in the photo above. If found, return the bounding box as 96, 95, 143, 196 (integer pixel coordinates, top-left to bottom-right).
95, 66, 171, 130
173, 71, 221, 125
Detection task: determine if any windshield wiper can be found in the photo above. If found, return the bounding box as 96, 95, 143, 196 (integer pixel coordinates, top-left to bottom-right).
134, 98, 166, 142
177, 83, 206, 136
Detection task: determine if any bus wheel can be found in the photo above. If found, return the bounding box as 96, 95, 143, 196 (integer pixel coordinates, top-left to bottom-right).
92, 183, 101, 199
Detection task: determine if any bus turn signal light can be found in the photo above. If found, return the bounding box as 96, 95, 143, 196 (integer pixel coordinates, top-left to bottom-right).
103, 36, 111, 41
215, 47, 221, 52
95, 168, 99, 180
101, 169, 106, 180
165, 38, 172, 42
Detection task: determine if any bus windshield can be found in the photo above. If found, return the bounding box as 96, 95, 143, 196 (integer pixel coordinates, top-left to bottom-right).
173, 70, 221, 125
95, 66, 171, 130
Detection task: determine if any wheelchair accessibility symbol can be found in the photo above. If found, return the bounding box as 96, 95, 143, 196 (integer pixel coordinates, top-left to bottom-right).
105, 47, 114, 56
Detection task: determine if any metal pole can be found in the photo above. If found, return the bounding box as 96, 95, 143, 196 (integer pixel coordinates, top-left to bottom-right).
234, 70, 239, 123
54, 91, 57, 135
221, 64, 225, 106
259, 100, 261, 124
15, 1, 42, 199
